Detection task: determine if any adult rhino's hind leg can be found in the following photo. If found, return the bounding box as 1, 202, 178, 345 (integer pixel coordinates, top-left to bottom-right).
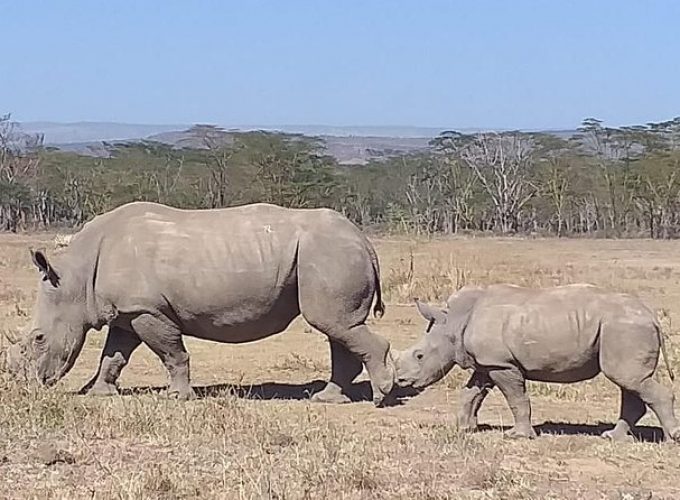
80, 326, 142, 396
297, 236, 396, 407
311, 339, 363, 404
302, 319, 395, 407
601, 389, 645, 443
326, 324, 395, 407
636, 379, 680, 441
601, 323, 680, 442
130, 313, 196, 401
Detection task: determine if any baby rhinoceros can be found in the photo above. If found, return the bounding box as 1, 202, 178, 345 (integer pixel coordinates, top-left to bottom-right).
395, 284, 680, 442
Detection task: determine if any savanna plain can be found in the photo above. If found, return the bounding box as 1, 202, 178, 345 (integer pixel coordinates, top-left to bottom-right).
2, 233, 680, 499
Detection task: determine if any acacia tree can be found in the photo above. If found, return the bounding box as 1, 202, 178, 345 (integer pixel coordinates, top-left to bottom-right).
575, 118, 640, 235
429, 133, 479, 233
0, 114, 43, 231
188, 124, 237, 208
437, 131, 536, 233
531, 135, 579, 236
241, 132, 338, 208
632, 118, 680, 238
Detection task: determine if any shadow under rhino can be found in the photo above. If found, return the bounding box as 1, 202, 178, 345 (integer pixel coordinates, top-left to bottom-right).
76, 379, 421, 405
477, 422, 666, 443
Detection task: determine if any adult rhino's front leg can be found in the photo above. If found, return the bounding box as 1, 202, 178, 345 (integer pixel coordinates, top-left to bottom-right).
80, 326, 141, 396
457, 371, 494, 432
129, 313, 196, 401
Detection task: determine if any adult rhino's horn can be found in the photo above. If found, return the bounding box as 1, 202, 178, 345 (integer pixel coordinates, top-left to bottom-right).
0, 329, 20, 375
1, 328, 18, 345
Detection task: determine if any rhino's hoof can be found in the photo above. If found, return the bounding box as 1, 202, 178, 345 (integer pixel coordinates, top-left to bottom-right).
373, 392, 398, 408
505, 426, 537, 439
87, 383, 120, 397
601, 429, 635, 443
310, 390, 351, 405
167, 387, 197, 401
457, 423, 479, 434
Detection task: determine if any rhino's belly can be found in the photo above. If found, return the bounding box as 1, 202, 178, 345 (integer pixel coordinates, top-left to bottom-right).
524, 360, 601, 383
508, 321, 601, 383
177, 286, 301, 344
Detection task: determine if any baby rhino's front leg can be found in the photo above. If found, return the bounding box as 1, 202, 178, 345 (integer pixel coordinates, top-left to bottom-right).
488, 367, 537, 439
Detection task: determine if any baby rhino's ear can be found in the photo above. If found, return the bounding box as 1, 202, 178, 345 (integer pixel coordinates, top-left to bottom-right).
414, 299, 447, 323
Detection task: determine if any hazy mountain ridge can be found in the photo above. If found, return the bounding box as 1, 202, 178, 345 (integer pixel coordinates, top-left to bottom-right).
18, 121, 578, 164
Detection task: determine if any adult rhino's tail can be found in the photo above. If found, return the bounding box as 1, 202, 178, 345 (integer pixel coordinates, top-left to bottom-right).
364, 237, 385, 319
656, 315, 675, 382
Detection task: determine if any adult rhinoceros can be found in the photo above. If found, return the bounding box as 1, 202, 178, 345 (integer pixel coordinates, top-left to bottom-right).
395, 284, 680, 441
10, 202, 396, 405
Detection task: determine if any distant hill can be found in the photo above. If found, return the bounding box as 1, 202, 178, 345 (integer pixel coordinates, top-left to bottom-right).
18, 121, 579, 165
18, 121, 187, 144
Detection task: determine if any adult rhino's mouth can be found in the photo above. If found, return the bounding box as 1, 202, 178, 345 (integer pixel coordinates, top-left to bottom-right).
40, 371, 61, 387
38, 361, 70, 387
44, 352, 80, 387
38, 335, 88, 388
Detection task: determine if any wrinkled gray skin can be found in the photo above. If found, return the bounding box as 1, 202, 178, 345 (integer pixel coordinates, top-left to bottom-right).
396, 284, 680, 442
9, 201, 396, 405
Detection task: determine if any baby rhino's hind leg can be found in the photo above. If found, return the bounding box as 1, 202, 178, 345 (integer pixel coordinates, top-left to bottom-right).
601, 322, 680, 442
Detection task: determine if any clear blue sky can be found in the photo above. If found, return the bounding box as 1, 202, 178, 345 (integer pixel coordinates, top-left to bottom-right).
2, 1, 678, 130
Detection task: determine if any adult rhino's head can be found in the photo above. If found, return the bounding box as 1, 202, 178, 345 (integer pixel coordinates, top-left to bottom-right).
395, 286, 485, 390
19, 248, 91, 386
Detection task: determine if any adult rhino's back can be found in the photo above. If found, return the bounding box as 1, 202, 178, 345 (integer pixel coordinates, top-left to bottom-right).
70, 202, 380, 342
79, 202, 362, 279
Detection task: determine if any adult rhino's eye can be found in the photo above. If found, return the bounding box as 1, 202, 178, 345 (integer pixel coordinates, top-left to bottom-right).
415, 351, 424, 362
33, 333, 46, 344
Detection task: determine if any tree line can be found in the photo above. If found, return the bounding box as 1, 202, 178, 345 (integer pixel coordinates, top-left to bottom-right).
2, 113, 680, 238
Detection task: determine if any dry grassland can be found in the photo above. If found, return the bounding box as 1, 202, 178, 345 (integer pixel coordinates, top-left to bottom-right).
2, 233, 680, 499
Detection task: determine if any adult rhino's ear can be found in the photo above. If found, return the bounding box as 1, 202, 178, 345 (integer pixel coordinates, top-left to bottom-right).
415, 299, 446, 324
30, 248, 60, 287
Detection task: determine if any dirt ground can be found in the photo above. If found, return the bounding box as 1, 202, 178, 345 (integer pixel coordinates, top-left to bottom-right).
2, 233, 680, 499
